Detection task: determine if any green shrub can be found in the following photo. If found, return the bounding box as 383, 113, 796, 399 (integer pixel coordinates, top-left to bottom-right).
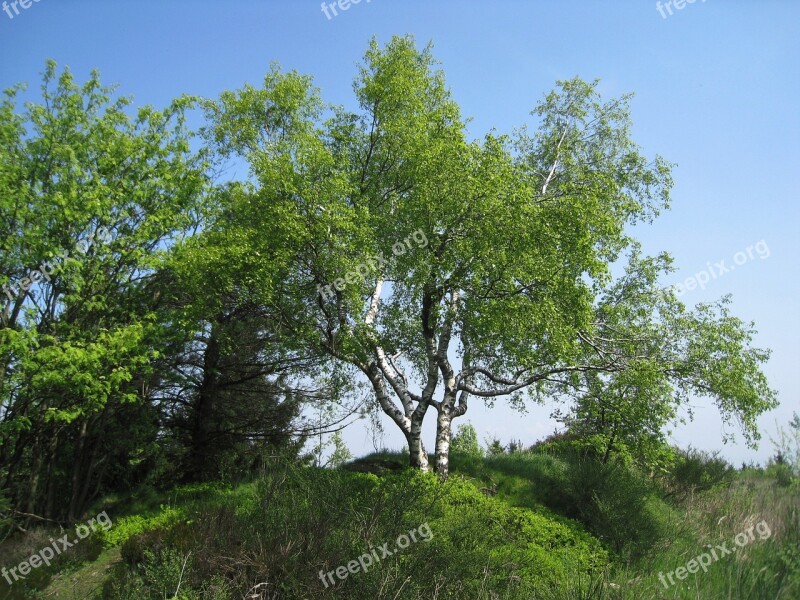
103, 457, 608, 599
451, 422, 484, 457
668, 446, 736, 498
462, 451, 666, 560
560, 458, 665, 559
98, 506, 186, 548
765, 462, 795, 487
105, 548, 203, 600
484, 436, 506, 457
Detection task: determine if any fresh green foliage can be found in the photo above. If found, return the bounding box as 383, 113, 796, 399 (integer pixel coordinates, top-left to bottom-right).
196, 36, 776, 477
451, 422, 484, 457
451, 448, 669, 560
665, 447, 737, 500
101, 457, 608, 599
551, 251, 778, 477
99, 507, 185, 549
485, 436, 506, 457
0, 62, 321, 525
308, 430, 353, 468
0, 60, 210, 522
0, 38, 787, 600
5, 450, 798, 600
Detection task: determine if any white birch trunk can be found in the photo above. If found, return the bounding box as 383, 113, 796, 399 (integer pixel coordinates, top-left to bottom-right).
434, 410, 452, 478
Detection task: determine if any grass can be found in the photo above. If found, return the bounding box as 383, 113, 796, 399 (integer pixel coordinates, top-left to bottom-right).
36, 547, 121, 600
1, 448, 797, 599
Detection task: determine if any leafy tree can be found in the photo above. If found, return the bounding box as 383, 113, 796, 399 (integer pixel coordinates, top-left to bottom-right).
153, 303, 310, 482
0, 62, 209, 520
484, 436, 506, 457
451, 422, 483, 457
0, 62, 333, 524
160, 168, 366, 484
320, 431, 353, 468
554, 252, 777, 471
195, 36, 776, 478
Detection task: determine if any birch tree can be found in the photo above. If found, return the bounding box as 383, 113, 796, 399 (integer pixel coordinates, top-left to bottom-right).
204, 36, 776, 477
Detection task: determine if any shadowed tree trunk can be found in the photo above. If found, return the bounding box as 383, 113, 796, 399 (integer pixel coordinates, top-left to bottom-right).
189, 322, 222, 481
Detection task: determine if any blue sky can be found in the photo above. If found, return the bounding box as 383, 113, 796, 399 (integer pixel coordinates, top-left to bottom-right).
2, 0, 798, 465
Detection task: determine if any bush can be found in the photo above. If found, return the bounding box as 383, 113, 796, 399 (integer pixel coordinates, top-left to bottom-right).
463, 450, 667, 560
484, 436, 505, 457
105, 548, 213, 600
667, 446, 736, 499
104, 457, 608, 599
559, 458, 665, 559
99, 506, 185, 549
451, 422, 484, 457
766, 462, 796, 487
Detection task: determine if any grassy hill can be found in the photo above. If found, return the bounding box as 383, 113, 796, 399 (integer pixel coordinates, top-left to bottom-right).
1, 448, 797, 599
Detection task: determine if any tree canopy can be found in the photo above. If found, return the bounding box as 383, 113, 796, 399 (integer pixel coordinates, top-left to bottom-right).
196, 35, 777, 476
0, 38, 778, 529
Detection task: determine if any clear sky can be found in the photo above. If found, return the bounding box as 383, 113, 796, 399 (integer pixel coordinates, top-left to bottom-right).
2, 0, 798, 466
